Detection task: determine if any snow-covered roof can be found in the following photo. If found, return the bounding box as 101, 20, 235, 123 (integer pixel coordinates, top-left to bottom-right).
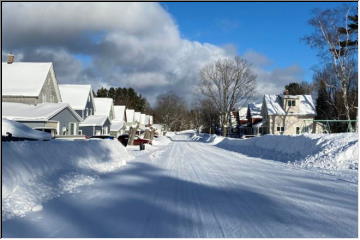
264, 95, 285, 115
248, 103, 262, 117
2, 102, 82, 122
140, 113, 146, 124
94, 98, 114, 118
79, 115, 108, 127
125, 109, 135, 123
114, 105, 126, 121
59, 84, 93, 110
299, 95, 316, 115
2, 62, 60, 98
134, 112, 141, 122
152, 124, 163, 130
263, 94, 316, 116
110, 120, 125, 131
2, 118, 52, 140
238, 107, 248, 120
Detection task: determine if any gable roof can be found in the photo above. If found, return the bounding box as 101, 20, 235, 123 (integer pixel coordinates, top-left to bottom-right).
79, 115, 109, 127
125, 109, 135, 123
114, 105, 126, 121
59, 84, 94, 110
263, 94, 316, 116
110, 120, 125, 131
133, 112, 141, 122
2, 102, 82, 122
2, 62, 61, 100
140, 113, 146, 124
248, 103, 262, 118
94, 97, 113, 118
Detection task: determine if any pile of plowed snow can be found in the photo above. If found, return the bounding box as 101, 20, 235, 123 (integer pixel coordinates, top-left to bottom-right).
2, 139, 132, 220
153, 135, 172, 146
2, 118, 51, 140
192, 132, 358, 180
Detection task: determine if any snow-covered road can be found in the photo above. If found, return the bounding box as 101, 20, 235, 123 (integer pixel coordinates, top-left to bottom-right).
3, 133, 358, 237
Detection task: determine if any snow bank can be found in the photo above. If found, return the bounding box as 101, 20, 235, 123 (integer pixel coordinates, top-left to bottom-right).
2, 118, 51, 140
2, 139, 132, 220
152, 136, 172, 146
192, 132, 358, 180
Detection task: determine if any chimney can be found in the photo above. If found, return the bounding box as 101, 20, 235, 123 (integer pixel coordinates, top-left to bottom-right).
283, 89, 289, 95
7, 54, 14, 64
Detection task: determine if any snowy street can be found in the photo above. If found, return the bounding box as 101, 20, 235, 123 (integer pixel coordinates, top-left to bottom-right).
3, 132, 358, 237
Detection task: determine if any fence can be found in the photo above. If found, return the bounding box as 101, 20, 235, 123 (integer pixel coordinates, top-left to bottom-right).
302, 119, 357, 134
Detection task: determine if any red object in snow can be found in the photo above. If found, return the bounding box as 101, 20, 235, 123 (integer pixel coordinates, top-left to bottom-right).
133, 138, 152, 145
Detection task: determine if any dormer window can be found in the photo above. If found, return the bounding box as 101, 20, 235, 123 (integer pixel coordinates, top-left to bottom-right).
288, 100, 296, 106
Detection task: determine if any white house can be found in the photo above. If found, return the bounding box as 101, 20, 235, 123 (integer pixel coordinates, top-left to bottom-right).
125, 109, 135, 130
111, 105, 126, 137
94, 97, 115, 120
134, 112, 141, 124
2, 60, 62, 104
261, 94, 322, 135
79, 115, 111, 136
59, 84, 96, 120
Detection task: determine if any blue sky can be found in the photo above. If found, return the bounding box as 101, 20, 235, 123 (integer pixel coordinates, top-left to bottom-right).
161, 2, 355, 83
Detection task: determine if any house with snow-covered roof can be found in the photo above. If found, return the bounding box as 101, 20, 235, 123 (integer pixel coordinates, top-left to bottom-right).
2, 102, 82, 136
2, 57, 62, 104
110, 105, 126, 137
134, 112, 141, 124
125, 109, 135, 130
79, 115, 111, 136
94, 97, 115, 120
261, 94, 323, 135
59, 84, 96, 120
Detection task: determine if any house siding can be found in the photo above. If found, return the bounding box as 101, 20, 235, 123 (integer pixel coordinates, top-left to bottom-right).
50, 108, 81, 135
79, 119, 111, 137
2, 96, 39, 105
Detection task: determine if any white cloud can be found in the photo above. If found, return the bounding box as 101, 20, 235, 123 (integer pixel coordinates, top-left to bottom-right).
2, 2, 305, 106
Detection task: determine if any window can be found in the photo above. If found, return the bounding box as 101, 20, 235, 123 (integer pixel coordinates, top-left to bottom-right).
78, 130, 83, 135
296, 127, 300, 134
69, 122, 77, 135
277, 126, 284, 132
288, 100, 296, 106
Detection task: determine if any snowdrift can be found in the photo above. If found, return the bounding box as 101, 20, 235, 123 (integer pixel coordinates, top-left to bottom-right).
2, 139, 133, 220
152, 135, 172, 146
2, 118, 51, 140
192, 132, 358, 178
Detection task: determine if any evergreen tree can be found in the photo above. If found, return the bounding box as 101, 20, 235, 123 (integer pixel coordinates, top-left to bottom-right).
284, 82, 312, 95
315, 80, 333, 120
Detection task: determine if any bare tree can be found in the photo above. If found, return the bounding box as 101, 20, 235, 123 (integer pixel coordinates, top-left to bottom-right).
304, 6, 357, 129
153, 92, 188, 131
199, 56, 256, 136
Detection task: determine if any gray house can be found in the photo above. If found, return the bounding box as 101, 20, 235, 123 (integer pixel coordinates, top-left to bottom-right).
2, 58, 62, 104
59, 84, 96, 120
79, 115, 111, 137
2, 102, 82, 136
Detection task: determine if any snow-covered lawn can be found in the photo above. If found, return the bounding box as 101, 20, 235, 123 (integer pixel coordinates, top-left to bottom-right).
2, 132, 358, 237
